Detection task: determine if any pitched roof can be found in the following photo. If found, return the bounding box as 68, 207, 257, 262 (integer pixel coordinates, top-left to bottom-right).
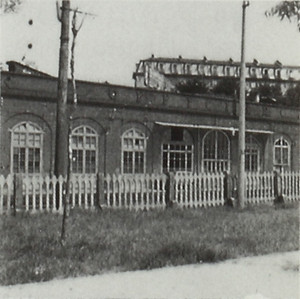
6, 61, 53, 77
141, 56, 300, 69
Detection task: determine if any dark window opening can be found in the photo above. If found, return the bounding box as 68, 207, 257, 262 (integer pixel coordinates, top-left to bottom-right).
171, 127, 183, 141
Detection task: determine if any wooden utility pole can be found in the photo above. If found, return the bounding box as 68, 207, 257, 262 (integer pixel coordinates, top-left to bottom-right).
55, 0, 70, 177
238, 1, 249, 208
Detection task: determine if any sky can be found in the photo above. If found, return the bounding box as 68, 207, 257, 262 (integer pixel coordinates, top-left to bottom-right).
0, 0, 299, 86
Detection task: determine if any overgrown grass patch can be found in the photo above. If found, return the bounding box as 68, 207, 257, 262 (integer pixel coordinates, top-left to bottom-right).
0, 202, 299, 285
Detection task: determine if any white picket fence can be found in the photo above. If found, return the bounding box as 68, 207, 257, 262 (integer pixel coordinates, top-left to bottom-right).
246, 171, 275, 204
245, 171, 300, 203
280, 170, 300, 201
0, 175, 13, 214
104, 173, 167, 210
174, 172, 225, 208
0, 174, 97, 214
0, 173, 167, 213
0, 170, 299, 214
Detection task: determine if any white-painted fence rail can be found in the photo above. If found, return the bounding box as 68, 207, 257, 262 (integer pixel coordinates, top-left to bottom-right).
0, 171, 299, 214
174, 172, 225, 208
104, 173, 167, 210
246, 171, 275, 204
280, 170, 300, 201
0, 174, 13, 214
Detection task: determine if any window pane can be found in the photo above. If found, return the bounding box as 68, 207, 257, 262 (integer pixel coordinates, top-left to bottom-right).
274, 148, 281, 165
28, 149, 34, 173
11, 123, 42, 174
17, 133, 26, 147
13, 147, 26, 173
282, 148, 289, 165
85, 150, 96, 173
122, 129, 146, 173
72, 149, 83, 173
123, 151, 133, 173
28, 133, 34, 147
273, 137, 290, 169
163, 151, 168, 172
78, 136, 84, 148
134, 152, 144, 173
71, 126, 98, 173
203, 131, 229, 172
245, 149, 258, 172
162, 143, 193, 172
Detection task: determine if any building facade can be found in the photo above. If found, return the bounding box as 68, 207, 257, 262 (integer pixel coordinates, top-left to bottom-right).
0, 62, 299, 177
133, 56, 300, 99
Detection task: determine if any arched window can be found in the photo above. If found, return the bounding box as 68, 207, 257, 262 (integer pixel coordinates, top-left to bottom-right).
173, 64, 178, 74
211, 65, 218, 76
202, 130, 230, 172
225, 66, 231, 76
162, 127, 193, 173
263, 68, 269, 78
122, 128, 146, 174
250, 67, 257, 78
71, 126, 97, 174
11, 122, 43, 174
186, 64, 191, 74
245, 135, 261, 172
273, 137, 290, 171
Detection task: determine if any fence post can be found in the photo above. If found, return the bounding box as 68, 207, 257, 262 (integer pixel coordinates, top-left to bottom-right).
224, 171, 236, 207
13, 174, 23, 215
274, 170, 284, 205
97, 173, 104, 209
166, 172, 175, 208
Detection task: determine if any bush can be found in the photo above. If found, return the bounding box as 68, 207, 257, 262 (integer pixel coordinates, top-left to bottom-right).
176, 79, 208, 94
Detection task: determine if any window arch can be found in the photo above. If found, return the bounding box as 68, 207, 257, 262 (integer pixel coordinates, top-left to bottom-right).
202, 130, 230, 172
245, 135, 261, 172
71, 126, 98, 174
11, 122, 43, 174
122, 128, 146, 174
273, 137, 290, 171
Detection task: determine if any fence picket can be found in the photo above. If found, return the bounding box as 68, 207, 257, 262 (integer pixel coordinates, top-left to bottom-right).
58, 175, 64, 212
0, 170, 299, 214
150, 175, 155, 209
0, 176, 4, 214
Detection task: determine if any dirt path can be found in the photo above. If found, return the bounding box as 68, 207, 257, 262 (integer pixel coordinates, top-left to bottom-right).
0, 251, 299, 299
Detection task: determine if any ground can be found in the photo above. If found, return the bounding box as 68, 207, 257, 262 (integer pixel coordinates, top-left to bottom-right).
0, 251, 299, 299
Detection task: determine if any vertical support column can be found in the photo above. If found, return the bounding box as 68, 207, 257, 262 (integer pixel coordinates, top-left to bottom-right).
166, 172, 175, 207
238, 1, 249, 209
274, 170, 284, 205
13, 174, 23, 215
97, 173, 105, 208
55, 0, 71, 178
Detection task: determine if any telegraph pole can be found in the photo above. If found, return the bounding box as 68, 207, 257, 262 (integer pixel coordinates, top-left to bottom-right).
55, 0, 70, 177
238, 1, 249, 208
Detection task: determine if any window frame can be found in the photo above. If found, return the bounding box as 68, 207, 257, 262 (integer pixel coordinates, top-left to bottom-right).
121, 128, 147, 174
161, 143, 194, 173
71, 125, 98, 174
202, 130, 230, 173
273, 137, 290, 171
245, 135, 261, 172
10, 121, 44, 175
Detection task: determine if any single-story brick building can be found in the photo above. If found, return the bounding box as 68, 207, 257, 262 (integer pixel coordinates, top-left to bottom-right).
0, 61, 299, 177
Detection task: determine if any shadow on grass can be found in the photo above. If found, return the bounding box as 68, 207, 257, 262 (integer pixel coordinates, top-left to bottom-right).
138, 241, 229, 270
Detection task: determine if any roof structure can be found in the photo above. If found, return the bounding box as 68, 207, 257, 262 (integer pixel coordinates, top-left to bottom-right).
6, 61, 53, 77
141, 55, 300, 70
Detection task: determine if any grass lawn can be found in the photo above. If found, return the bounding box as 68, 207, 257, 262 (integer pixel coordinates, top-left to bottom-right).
0, 202, 299, 286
